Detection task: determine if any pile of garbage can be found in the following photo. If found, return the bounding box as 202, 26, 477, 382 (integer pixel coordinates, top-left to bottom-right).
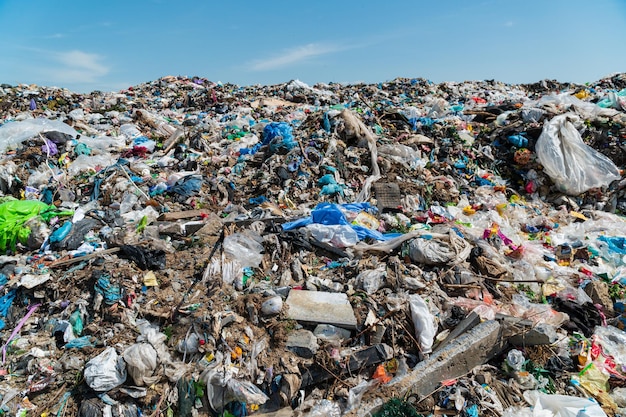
0, 73, 624, 417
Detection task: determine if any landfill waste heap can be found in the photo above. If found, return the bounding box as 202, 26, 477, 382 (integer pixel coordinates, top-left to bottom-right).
0, 73, 624, 417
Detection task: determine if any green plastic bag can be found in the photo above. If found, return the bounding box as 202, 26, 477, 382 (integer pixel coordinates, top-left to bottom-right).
0, 200, 72, 252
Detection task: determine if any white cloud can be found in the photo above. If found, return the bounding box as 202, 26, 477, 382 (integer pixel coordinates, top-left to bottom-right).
504, 21, 514, 27
249, 43, 343, 71
48, 50, 110, 83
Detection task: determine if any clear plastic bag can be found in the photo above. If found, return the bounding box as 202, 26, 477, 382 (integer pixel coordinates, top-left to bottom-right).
535, 113, 621, 195
223, 231, 264, 267
83, 347, 127, 392
0, 118, 78, 153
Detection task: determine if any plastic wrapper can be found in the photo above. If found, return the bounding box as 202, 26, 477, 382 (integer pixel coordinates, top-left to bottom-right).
535, 113, 621, 195
84, 347, 127, 392
409, 293, 436, 354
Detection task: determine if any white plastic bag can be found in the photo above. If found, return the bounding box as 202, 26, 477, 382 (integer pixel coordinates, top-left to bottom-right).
378, 143, 426, 170
355, 265, 386, 294
536, 114, 621, 195
0, 118, 78, 153
68, 154, 117, 175
523, 390, 607, 417
408, 229, 471, 266
123, 343, 158, 386
84, 347, 127, 391
306, 223, 358, 248
409, 294, 436, 354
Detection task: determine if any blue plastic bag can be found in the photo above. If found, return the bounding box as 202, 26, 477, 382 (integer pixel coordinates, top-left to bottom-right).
50, 221, 72, 243
263, 122, 297, 153
283, 203, 401, 242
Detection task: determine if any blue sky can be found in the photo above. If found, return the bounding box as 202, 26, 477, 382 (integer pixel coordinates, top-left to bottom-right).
0, 0, 625, 93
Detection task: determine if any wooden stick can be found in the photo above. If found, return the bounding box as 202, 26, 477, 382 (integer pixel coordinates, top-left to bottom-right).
49, 247, 120, 268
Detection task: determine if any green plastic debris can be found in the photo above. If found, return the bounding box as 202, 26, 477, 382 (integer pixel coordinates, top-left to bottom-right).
373, 398, 423, 417
69, 309, 83, 336
136, 215, 148, 233
0, 200, 73, 252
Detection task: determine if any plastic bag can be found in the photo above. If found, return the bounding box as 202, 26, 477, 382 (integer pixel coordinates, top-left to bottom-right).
283, 202, 401, 242
262, 122, 297, 153
0, 118, 78, 153
119, 245, 166, 270
535, 114, 621, 195
84, 347, 127, 392
523, 390, 607, 417
223, 232, 264, 267
378, 143, 426, 170
408, 229, 471, 266
68, 154, 117, 175
409, 294, 436, 354
123, 343, 158, 386
610, 387, 626, 408
0, 200, 72, 252
593, 325, 626, 368
355, 265, 386, 294
306, 223, 359, 248
302, 399, 341, 417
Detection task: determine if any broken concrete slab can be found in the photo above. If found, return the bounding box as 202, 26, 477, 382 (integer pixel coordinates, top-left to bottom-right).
345, 320, 503, 416
509, 323, 559, 346
286, 290, 358, 329
584, 280, 615, 317
287, 329, 319, 359
496, 314, 558, 346
434, 311, 480, 352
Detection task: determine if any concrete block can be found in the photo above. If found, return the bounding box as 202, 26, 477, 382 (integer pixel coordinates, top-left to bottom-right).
435, 311, 480, 351
509, 323, 558, 346
584, 280, 615, 317
286, 329, 319, 359
286, 290, 357, 329
346, 320, 503, 416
